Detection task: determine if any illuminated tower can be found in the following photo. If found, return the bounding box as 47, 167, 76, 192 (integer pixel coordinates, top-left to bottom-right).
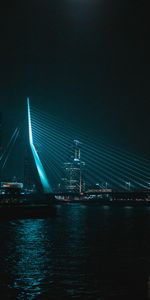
24, 98, 52, 193
63, 140, 85, 193
73, 140, 81, 160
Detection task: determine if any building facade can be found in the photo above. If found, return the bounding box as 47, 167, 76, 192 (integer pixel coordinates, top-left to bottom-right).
62, 140, 85, 193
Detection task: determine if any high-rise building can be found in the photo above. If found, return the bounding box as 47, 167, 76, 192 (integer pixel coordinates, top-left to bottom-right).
62, 140, 85, 193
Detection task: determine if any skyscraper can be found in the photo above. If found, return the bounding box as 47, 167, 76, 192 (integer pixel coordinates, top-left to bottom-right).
62, 140, 85, 193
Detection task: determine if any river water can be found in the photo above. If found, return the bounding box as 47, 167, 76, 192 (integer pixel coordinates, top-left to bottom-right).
0, 203, 150, 299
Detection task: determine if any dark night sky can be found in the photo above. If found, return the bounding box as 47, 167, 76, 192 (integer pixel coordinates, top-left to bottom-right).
0, 0, 150, 162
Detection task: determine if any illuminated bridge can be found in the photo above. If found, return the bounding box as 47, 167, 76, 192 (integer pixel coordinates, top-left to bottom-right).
1, 98, 150, 195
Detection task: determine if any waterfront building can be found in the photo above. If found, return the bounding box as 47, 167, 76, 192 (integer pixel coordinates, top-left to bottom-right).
62, 140, 85, 193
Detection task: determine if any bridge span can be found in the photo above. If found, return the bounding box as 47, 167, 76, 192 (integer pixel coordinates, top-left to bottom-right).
53, 190, 150, 202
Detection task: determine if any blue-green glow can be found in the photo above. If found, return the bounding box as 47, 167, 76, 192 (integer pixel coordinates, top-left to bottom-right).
27, 98, 52, 193
33, 127, 148, 188
32, 124, 150, 182
0, 127, 19, 162
1, 127, 20, 170
32, 106, 150, 166
30, 106, 150, 189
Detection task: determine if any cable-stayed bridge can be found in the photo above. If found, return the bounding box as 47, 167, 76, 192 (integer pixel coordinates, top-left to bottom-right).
1, 99, 150, 195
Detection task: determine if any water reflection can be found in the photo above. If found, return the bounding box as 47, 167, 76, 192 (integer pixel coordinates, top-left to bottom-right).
12, 219, 50, 299
1, 205, 150, 299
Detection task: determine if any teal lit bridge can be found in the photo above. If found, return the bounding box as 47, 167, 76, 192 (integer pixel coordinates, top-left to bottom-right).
1, 98, 150, 195
27, 98, 52, 193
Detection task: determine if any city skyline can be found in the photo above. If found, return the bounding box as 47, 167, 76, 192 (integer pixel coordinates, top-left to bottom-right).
1, 100, 150, 192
